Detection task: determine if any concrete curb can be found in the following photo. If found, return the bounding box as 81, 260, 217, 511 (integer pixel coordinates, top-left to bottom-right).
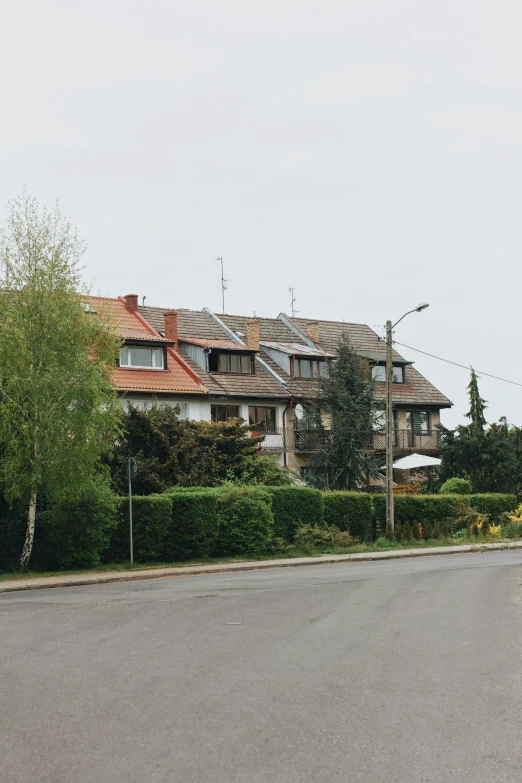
2, 540, 522, 594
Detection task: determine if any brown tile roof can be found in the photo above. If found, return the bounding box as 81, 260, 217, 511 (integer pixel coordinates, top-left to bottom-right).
180, 338, 256, 352
178, 349, 287, 399
221, 314, 308, 344
139, 306, 226, 339
288, 315, 452, 407
138, 306, 288, 399
87, 297, 206, 395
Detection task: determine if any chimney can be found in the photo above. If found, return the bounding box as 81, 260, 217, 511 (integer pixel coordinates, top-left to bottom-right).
163, 311, 178, 348
306, 322, 319, 344
246, 319, 260, 350
124, 294, 138, 312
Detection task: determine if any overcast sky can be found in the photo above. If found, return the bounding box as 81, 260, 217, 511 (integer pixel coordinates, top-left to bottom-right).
2, 1, 521, 427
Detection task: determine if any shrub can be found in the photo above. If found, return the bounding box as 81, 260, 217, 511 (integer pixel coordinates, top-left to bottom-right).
163, 488, 218, 560
500, 512, 522, 539
264, 486, 324, 541
215, 487, 273, 556
373, 494, 471, 526
294, 523, 358, 552
42, 481, 119, 569
402, 521, 413, 541
488, 524, 501, 538
470, 494, 517, 521
108, 495, 173, 562
323, 492, 373, 541
440, 478, 472, 495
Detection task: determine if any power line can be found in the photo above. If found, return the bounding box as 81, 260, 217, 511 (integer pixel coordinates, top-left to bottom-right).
394, 340, 522, 389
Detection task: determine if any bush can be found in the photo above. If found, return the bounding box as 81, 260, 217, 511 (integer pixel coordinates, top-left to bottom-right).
41, 481, 119, 569
323, 492, 373, 541
163, 488, 219, 560
107, 495, 173, 562
470, 494, 517, 521
215, 487, 274, 556
440, 478, 472, 495
264, 486, 324, 541
373, 494, 471, 527
294, 523, 358, 552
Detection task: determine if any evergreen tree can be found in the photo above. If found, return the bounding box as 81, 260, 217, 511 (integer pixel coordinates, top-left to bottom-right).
465, 368, 487, 433
307, 335, 378, 490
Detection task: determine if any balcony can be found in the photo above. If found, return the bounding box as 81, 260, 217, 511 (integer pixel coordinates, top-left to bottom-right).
368, 429, 441, 453
253, 427, 441, 454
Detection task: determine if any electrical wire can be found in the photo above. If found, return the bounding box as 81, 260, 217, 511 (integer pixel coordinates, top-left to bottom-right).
394, 341, 522, 389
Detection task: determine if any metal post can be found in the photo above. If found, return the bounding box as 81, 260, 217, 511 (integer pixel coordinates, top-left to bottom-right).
385, 319, 394, 533
128, 459, 134, 565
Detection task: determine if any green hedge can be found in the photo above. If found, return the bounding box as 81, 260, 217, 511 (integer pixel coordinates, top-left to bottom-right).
264, 486, 324, 541
440, 478, 472, 495
42, 482, 119, 569
107, 495, 173, 563
470, 494, 517, 521
163, 488, 219, 560
373, 494, 472, 526
323, 492, 373, 541
215, 487, 273, 555
0, 499, 26, 572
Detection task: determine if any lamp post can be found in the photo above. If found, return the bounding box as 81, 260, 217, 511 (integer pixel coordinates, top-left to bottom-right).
385, 304, 429, 534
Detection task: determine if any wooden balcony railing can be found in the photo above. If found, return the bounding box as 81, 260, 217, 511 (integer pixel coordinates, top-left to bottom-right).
254, 428, 441, 454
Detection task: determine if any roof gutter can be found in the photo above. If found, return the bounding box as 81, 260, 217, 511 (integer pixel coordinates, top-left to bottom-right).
203, 307, 288, 388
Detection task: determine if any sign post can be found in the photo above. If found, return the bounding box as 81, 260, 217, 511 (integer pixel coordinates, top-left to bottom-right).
127, 458, 137, 565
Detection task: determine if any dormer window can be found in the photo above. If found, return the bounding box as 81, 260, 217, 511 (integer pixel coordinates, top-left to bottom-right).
120, 345, 165, 370
292, 358, 329, 378
372, 364, 404, 383
208, 351, 254, 374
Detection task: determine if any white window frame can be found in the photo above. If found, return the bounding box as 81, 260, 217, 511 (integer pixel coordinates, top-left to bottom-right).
120, 345, 165, 370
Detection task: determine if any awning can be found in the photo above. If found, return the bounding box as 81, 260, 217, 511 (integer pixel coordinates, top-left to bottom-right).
392, 453, 441, 470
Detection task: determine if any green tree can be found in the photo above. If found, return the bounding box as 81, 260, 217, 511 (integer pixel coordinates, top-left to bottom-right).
465, 368, 487, 433
440, 369, 522, 493
108, 405, 291, 493
307, 335, 378, 490
0, 193, 120, 569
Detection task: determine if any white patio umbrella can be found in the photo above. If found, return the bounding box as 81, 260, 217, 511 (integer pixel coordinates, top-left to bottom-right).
392, 453, 441, 470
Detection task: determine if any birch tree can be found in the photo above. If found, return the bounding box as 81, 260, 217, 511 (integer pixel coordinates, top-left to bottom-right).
0, 193, 120, 570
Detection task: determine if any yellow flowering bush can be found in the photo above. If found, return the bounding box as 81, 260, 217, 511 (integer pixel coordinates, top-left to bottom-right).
508, 504, 522, 522
487, 524, 501, 538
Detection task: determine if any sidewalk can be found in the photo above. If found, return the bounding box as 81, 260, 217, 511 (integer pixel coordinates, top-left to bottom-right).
2, 540, 522, 593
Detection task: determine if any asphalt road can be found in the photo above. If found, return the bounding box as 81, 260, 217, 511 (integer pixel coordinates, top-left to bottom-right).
2, 551, 522, 783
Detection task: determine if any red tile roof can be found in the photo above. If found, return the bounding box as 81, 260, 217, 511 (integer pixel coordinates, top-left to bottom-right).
86, 297, 207, 395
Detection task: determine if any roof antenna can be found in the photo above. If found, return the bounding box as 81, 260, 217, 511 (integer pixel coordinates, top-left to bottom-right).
217, 257, 227, 315
289, 286, 298, 318
142, 296, 146, 307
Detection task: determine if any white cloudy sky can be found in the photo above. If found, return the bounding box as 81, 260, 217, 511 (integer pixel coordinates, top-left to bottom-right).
2, 1, 521, 427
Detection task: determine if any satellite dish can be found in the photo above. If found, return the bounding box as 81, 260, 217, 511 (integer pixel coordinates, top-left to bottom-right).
294, 404, 305, 420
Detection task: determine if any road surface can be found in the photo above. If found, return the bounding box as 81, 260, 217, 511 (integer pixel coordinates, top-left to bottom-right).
2, 551, 522, 782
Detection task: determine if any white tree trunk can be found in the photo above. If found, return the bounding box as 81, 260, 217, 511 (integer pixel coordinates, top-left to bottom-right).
20, 489, 37, 571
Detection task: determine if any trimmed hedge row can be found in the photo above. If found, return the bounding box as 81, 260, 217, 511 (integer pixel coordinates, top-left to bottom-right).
323, 492, 373, 541
470, 494, 517, 520
264, 486, 324, 541
372, 494, 473, 525
107, 495, 173, 562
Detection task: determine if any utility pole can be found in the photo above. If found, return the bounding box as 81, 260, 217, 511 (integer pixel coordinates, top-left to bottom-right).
385, 320, 394, 534
385, 304, 430, 534
217, 257, 227, 314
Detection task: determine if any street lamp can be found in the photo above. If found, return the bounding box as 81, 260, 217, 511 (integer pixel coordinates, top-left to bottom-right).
385, 304, 429, 533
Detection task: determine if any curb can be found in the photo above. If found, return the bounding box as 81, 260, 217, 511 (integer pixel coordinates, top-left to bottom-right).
2, 541, 522, 594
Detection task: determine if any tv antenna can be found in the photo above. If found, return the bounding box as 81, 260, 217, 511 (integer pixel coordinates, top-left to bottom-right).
289, 286, 298, 318
217, 257, 227, 314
